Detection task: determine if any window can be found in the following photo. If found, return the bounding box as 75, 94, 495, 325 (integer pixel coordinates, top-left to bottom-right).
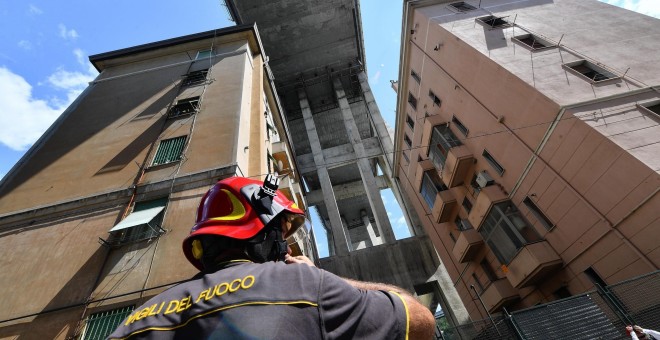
584, 267, 607, 288
640, 102, 660, 116
404, 134, 412, 148
451, 115, 468, 136
449, 231, 456, 243
169, 97, 200, 118
402, 150, 410, 163
449, 1, 477, 12
103, 198, 168, 247
482, 149, 505, 176
462, 197, 473, 213
182, 69, 208, 86
512, 33, 555, 51
481, 259, 498, 282
553, 286, 571, 299
196, 49, 212, 59
420, 170, 446, 209
152, 136, 186, 166
472, 273, 485, 293
411, 69, 421, 83
428, 90, 442, 107
563, 60, 617, 83
523, 196, 554, 230
406, 115, 415, 129
455, 217, 473, 231
83, 306, 135, 340
479, 201, 542, 264
408, 92, 418, 110
477, 15, 510, 28
428, 124, 462, 170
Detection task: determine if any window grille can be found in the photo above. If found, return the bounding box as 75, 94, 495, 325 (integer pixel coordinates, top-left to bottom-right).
420, 170, 446, 209
477, 15, 510, 28
564, 60, 617, 83
428, 124, 462, 170
182, 69, 208, 86
82, 306, 134, 340
479, 201, 541, 264
482, 149, 505, 176
152, 136, 186, 166
513, 33, 554, 51
169, 97, 199, 118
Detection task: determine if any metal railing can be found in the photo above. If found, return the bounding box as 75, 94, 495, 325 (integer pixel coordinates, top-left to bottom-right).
436, 270, 660, 340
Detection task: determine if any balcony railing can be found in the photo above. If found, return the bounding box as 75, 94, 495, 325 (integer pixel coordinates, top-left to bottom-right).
506, 241, 563, 288
421, 118, 474, 188
452, 228, 483, 263
481, 279, 519, 313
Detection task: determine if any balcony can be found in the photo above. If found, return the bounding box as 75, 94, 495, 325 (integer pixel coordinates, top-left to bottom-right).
506, 241, 563, 289
414, 159, 435, 190
481, 279, 519, 313
468, 185, 508, 228
431, 189, 457, 223
441, 145, 474, 187
452, 228, 483, 263
271, 141, 292, 173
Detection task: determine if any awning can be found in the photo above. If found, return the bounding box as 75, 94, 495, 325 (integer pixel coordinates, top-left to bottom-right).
109, 207, 164, 232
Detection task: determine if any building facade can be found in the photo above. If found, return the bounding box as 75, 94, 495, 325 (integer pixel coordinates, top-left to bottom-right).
395, 0, 660, 322
0, 25, 312, 339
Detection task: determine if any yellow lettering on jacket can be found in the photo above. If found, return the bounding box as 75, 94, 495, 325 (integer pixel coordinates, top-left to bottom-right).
196, 288, 211, 303
229, 279, 242, 293
164, 300, 180, 315
176, 296, 192, 313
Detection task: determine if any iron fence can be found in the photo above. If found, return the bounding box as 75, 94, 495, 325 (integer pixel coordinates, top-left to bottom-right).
437, 270, 660, 340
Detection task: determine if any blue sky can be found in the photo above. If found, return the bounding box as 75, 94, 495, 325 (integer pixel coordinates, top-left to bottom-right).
0, 0, 658, 257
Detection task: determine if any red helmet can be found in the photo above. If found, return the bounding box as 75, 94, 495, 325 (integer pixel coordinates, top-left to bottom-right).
183, 176, 307, 270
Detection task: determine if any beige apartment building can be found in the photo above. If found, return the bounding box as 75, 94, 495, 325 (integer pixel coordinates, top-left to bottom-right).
0, 24, 311, 339
395, 0, 660, 322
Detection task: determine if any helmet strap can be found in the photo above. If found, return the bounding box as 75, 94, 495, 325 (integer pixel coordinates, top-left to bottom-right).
246, 222, 287, 263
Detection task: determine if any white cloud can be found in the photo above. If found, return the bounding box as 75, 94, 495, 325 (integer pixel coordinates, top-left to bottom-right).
28, 4, 43, 15
396, 216, 406, 225
0, 67, 63, 150
58, 24, 79, 40
18, 40, 32, 50
0, 50, 97, 151
600, 0, 660, 18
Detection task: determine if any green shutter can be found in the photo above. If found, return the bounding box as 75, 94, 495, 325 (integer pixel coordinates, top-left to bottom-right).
152, 136, 186, 166
83, 306, 134, 340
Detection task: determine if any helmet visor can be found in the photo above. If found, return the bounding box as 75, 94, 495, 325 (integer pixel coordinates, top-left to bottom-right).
283, 214, 312, 238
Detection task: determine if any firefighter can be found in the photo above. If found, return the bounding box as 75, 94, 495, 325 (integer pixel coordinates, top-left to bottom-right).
109, 175, 435, 339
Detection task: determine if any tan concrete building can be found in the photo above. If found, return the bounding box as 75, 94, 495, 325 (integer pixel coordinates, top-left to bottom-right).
395, 0, 660, 322
0, 24, 312, 339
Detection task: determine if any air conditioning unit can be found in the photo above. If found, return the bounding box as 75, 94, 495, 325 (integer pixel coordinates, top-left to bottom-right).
476, 171, 494, 188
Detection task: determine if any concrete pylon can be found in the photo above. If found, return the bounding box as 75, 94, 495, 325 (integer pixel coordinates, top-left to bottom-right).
298, 88, 349, 256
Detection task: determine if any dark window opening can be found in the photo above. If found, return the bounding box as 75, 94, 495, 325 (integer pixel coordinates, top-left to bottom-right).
472, 273, 485, 293
404, 134, 412, 148
462, 197, 473, 213
478, 15, 510, 28
182, 69, 208, 86
481, 259, 498, 282
449, 231, 456, 243
523, 196, 554, 230
470, 173, 482, 195
411, 69, 421, 83
196, 49, 212, 59
642, 103, 660, 116
482, 149, 505, 176
420, 170, 447, 209
408, 92, 418, 110
450, 1, 477, 12
428, 124, 462, 170
513, 34, 553, 50
429, 90, 442, 107
584, 267, 607, 288
452, 116, 469, 136
169, 97, 200, 118
565, 60, 616, 82
406, 115, 415, 130
402, 150, 410, 163
152, 136, 186, 166
455, 217, 473, 231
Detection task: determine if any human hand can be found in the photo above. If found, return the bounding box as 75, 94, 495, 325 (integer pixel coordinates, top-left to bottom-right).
284, 254, 315, 267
